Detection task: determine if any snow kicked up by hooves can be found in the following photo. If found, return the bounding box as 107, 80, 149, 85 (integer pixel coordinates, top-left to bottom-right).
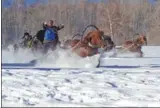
2, 45, 100, 68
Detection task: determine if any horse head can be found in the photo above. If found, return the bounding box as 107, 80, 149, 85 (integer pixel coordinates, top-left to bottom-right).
83, 30, 106, 49
136, 35, 147, 46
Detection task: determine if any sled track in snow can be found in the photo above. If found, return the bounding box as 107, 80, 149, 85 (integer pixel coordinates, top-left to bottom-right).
2, 57, 160, 70
2, 66, 160, 71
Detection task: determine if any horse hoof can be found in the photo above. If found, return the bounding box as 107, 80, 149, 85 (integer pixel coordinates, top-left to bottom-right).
30, 59, 37, 65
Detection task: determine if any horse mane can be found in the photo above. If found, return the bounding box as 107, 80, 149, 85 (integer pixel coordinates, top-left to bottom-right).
82, 25, 99, 38
71, 25, 100, 41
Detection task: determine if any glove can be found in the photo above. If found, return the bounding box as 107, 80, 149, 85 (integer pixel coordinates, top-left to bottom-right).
60, 24, 64, 28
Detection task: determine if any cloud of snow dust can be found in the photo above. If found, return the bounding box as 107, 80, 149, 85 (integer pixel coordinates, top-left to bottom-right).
2, 45, 100, 68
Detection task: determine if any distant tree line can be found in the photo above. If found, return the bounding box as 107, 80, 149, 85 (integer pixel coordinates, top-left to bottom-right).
2, 0, 160, 48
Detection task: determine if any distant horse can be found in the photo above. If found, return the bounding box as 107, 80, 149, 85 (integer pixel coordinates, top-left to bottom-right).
13, 31, 44, 54
117, 34, 147, 57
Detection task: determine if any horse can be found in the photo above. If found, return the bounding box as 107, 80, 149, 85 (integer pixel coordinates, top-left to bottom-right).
62, 25, 100, 49
62, 25, 115, 57
117, 34, 147, 57
12, 31, 44, 54
70, 30, 106, 57
35, 30, 45, 44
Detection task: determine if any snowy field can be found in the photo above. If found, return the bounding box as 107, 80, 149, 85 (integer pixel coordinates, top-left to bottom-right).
2, 46, 160, 107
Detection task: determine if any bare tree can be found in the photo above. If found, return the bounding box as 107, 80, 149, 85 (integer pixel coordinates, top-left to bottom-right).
2, 0, 160, 47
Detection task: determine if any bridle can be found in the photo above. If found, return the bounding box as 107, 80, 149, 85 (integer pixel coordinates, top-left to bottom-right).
87, 35, 105, 49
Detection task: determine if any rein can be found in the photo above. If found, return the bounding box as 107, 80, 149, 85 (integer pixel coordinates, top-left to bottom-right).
88, 42, 101, 49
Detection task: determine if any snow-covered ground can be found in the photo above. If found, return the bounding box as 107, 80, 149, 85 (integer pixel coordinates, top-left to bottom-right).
2, 68, 160, 107
100, 46, 160, 67
2, 46, 160, 107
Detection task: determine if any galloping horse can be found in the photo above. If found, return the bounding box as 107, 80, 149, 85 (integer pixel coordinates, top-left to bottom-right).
61, 25, 108, 57
62, 25, 100, 49
117, 34, 147, 57
71, 30, 106, 57
62, 25, 115, 57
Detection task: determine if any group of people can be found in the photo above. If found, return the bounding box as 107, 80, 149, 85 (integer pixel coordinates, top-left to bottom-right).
19, 20, 64, 54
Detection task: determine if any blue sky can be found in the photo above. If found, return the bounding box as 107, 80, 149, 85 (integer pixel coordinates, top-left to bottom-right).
2, 0, 157, 8
2, 0, 46, 7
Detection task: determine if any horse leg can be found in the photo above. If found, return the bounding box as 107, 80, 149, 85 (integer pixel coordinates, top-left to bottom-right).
42, 42, 50, 54
13, 44, 19, 53
74, 47, 88, 57
51, 40, 58, 51
137, 47, 143, 58
110, 48, 117, 57
139, 51, 143, 57
80, 47, 98, 57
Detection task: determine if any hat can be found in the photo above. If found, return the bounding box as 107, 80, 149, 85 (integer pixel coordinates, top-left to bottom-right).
24, 32, 29, 36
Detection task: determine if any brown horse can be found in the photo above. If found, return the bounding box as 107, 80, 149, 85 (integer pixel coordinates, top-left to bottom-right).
62, 25, 116, 57
67, 30, 106, 57
73, 30, 106, 57
62, 25, 101, 50
117, 34, 147, 57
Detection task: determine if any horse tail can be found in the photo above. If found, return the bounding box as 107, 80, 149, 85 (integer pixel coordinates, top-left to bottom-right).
82, 25, 99, 38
